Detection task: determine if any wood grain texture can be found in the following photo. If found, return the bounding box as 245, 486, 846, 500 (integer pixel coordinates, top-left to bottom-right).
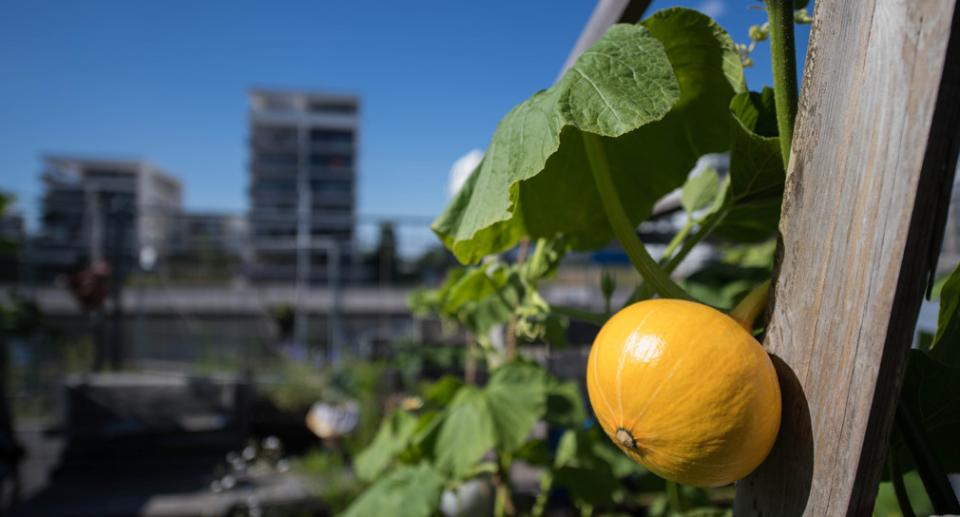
733, 0, 960, 515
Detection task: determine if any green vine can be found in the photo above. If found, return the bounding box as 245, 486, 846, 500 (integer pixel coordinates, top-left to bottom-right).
583, 132, 691, 300
766, 0, 799, 166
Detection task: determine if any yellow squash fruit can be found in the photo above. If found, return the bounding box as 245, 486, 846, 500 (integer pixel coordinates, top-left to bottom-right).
586, 297, 781, 487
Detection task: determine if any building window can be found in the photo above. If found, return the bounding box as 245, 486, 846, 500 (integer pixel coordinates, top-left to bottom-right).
254, 179, 297, 192
309, 129, 353, 143
311, 179, 352, 196
309, 154, 352, 167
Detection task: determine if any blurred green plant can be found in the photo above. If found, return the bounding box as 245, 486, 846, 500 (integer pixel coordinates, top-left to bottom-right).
294, 447, 363, 514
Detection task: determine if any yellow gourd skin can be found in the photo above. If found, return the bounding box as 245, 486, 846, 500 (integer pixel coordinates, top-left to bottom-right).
586, 299, 781, 487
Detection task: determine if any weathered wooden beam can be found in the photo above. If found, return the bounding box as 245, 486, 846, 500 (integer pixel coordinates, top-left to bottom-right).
733, 0, 960, 515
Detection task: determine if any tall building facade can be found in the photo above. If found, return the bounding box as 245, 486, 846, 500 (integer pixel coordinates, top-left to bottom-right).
32, 155, 182, 279
247, 89, 359, 283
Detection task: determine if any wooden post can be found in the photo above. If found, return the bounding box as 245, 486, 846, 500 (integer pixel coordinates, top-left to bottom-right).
734, 0, 960, 515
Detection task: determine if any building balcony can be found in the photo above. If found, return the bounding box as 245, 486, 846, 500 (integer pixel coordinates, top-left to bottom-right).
249, 109, 358, 130
250, 188, 298, 202
250, 159, 298, 172
308, 166, 354, 179
251, 208, 353, 223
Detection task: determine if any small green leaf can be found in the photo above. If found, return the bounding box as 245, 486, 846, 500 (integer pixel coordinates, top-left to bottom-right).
354, 410, 419, 482
930, 262, 960, 366
543, 313, 570, 348
521, 236, 569, 281
554, 430, 579, 468
544, 379, 586, 428
433, 9, 744, 263
341, 463, 444, 517
682, 167, 722, 215
483, 361, 548, 451
433, 386, 496, 478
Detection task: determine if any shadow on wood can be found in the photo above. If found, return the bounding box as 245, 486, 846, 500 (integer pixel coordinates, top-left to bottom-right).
735, 354, 813, 517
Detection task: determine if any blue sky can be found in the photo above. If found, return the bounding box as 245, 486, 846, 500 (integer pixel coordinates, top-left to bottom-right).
0, 0, 809, 227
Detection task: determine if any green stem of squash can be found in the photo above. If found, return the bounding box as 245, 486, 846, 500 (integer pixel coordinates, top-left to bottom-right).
660, 218, 694, 266
531, 470, 553, 517
551, 304, 609, 326
729, 280, 771, 331
666, 480, 685, 514
493, 451, 516, 517
583, 132, 691, 300
765, 0, 799, 167
664, 210, 726, 274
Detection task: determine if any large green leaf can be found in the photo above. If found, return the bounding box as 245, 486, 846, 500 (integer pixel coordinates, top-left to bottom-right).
433, 386, 496, 478
930, 262, 960, 366
713, 87, 784, 242
354, 410, 419, 482
483, 361, 548, 451
728, 89, 781, 196
422, 375, 464, 407
341, 462, 444, 517
433, 8, 744, 263
891, 350, 960, 474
